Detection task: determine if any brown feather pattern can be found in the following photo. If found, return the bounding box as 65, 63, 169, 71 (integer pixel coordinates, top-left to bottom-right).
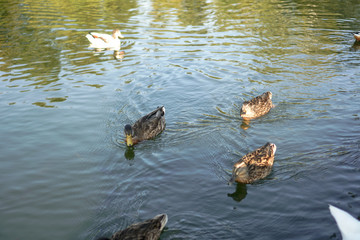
240, 92, 274, 120
103, 214, 167, 240
230, 143, 277, 184
128, 106, 166, 145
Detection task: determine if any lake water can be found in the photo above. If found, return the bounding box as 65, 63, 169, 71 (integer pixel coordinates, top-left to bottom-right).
1, 0, 360, 239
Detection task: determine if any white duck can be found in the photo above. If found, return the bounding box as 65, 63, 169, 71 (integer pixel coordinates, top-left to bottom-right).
329, 204, 360, 240
86, 29, 124, 50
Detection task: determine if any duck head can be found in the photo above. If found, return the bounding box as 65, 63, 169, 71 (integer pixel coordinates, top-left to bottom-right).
240, 103, 253, 120
113, 29, 124, 39
228, 161, 247, 185
124, 124, 134, 147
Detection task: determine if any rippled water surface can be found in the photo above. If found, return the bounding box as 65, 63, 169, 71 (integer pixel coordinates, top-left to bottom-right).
1, 0, 360, 239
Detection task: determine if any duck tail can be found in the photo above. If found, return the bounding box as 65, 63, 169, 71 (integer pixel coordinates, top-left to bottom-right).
329, 204, 360, 239
156, 106, 165, 118
156, 213, 168, 231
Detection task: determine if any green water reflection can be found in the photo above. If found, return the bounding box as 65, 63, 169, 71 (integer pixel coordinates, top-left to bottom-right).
1, 0, 358, 108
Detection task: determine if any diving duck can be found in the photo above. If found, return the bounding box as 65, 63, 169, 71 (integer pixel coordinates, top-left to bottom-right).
240, 91, 274, 120
98, 213, 168, 240
124, 106, 166, 147
229, 142, 277, 184
329, 205, 360, 240
352, 32, 360, 42
86, 29, 124, 50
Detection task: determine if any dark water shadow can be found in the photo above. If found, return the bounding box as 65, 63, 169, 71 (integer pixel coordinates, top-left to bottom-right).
227, 183, 247, 202
350, 41, 360, 52
124, 146, 135, 161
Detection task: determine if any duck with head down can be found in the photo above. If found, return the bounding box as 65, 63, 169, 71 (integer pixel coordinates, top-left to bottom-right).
240, 92, 274, 120
97, 213, 168, 240
124, 106, 166, 147
229, 142, 277, 184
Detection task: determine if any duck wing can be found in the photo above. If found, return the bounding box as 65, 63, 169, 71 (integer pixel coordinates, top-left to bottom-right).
132, 106, 166, 141
87, 32, 113, 43
248, 93, 273, 111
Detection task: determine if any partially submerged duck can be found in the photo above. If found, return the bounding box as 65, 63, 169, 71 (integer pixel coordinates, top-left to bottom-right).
229, 142, 277, 184
86, 29, 124, 50
329, 205, 360, 240
124, 106, 166, 147
98, 213, 168, 240
352, 31, 360, 42
240, 92, 274, 120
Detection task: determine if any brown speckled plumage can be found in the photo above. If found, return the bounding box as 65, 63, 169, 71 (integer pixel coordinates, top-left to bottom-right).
240, 92, 274, 120
230, 143, 277, 184
124, 106, 165, 146
99, 214, 168, 240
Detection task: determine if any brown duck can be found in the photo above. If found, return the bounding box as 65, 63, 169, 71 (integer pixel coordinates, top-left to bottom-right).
229, 142, 277, 184
240, 92, 274, 120
124, 106, 166, 147
98, 214, 168, 240
353, 31, 360, 41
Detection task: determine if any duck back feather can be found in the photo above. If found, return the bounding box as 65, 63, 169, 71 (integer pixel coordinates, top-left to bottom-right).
110, 214, 168, 240
132, 106, 166, 142
240, 92, 274, 120
230, 143, 276, 184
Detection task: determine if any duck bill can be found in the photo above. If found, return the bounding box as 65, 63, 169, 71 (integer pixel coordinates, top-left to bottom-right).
126, 134, 133, 147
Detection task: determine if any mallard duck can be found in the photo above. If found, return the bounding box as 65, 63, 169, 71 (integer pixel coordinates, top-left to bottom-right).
98, 213, 168, 240
329, 205, 360, 240
124, 106, 166, 147
86, 29, 124, 50
240, 92, 274, 120
229, 142, 277, 184
352, 32, 360, 41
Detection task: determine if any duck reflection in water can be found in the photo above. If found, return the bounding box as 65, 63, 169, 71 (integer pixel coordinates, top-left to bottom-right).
240, 120, 250, 130
227, 183, 248, 202
114, 50, 125, 61
350, 41, 360, 52
124, 146, 135, 161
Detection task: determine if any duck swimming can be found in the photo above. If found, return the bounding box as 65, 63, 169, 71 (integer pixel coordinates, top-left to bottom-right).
352, 32, 360, 42
98, 213, 168, 240
229, 142, 277, 184
86, 29, 124, 50
240, 92, 274, 120
329, 205, 360, 240
124, 106, 166, 147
